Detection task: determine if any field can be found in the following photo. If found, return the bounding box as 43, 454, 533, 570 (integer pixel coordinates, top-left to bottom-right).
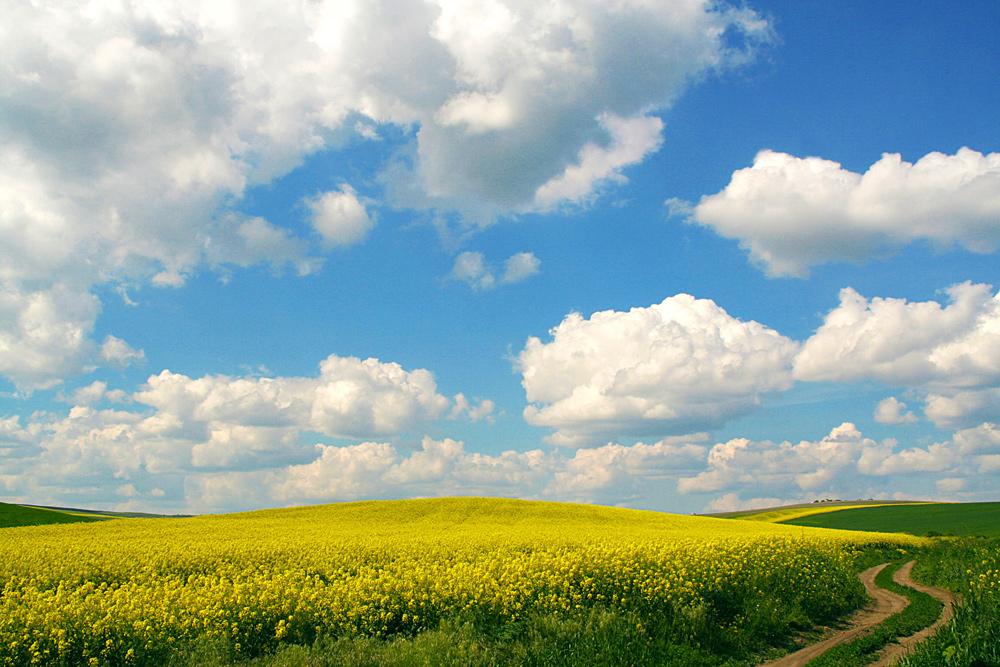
775, 502, 1000, 537
724, 500, 1000, 666
0, 501, 105, 528
0, 497, 922, 667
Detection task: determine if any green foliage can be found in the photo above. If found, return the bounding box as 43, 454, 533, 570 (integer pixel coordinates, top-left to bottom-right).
780, 503, 1000, 537
0, 501, 103, 528
804, 561, 942, 667
161, 609, 750, 667
896, 538, 1000, 667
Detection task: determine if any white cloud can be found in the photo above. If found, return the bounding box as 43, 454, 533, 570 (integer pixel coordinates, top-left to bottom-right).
449, 393, 495, 421
449, 251, 540, 290
502, 252, 541, 284
188, 434, 715, 512
924, 388, 1000, 429
0, 283, 101, 391
135, 354, 451, 442
693, 148, 1000, 277
2, 0, 770, 389
100, 335, 145, 368
518, 294, 799, 446
874, 397, 918, 425
703, 493, 788, 513
0, 354, 455, 491
858, 440, 955, 476
543, 437, 708, 501
308, 186, 374, 248
405, 0, 771, 215
794, 283, 1000, 386
533, 114, 664, 208
795, 283, 1000, 426
0, 354, 470, 509
679, 423, 892, 497
688, 421, 1000, 510
449, 251, 496, 291
57, 381, 110, 406
937, 477, 965, 493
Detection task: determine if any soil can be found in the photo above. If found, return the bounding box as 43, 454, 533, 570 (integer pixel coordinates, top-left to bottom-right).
757, 560, 958, 667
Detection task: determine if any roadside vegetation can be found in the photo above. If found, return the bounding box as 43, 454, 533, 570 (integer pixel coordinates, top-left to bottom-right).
897, 537, 1000, 667
804, 561, 942, 667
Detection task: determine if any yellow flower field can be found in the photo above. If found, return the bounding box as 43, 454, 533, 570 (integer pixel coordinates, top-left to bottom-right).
0, 497, 922, 667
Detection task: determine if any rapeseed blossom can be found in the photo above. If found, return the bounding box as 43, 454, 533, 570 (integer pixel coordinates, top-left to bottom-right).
0, 497, 920, 667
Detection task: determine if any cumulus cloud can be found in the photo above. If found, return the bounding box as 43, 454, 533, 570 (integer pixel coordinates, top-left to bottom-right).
679, 423, 899, 500
703, 493, 788, 513
690, 421, 1000, 510
0, 283, 101, 391
100, 335, 145, 368
57, 381, 112, 406
308, 186, 374, 248
533, 114, 664, 209
502, 252, 541, 284
0, 0, 770, 389
874, 397, 918, 425
795, 283, 1000, 426
517, 294, 799, 446
692, 148, 1000, 277
449, 251, 540, 290
795, 282, 1000, 386
187, 434, 715, 512
134, 354, 451, 442
924, 388, 1000, 429
0, 353, 469, 509
449, 393, 495, 421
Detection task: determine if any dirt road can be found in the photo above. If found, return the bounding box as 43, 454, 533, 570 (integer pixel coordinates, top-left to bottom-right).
758, 561, 957, 667
869, 560, 959, 667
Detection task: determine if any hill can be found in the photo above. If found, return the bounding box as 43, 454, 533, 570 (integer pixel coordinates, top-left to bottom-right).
0, 500, 107, 528
778, 501, 1000, 537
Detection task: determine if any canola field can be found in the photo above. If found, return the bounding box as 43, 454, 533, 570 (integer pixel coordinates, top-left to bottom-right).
0, 497, 922, 667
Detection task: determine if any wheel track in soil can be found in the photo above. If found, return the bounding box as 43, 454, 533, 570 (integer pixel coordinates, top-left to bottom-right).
758, 560, 958, 667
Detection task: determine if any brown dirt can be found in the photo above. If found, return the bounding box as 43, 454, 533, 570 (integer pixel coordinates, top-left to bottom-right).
868, 560, 959, 667
757, 563, 909, 667
757, 559, 958, 667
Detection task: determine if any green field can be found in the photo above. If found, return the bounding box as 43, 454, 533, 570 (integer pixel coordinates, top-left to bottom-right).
0, 500, 106, 528
779, 502, 1000, 537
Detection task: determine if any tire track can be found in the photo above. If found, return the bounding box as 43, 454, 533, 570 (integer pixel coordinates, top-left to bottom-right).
869, 560, 959, 667
758, 561, 957, 667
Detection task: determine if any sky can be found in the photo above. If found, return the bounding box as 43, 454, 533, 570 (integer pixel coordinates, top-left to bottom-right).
1, 0, 999, 515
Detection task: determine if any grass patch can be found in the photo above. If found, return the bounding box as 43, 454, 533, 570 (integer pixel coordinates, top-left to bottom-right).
160, 609, 751, 667
896, 537, 1000, 667
780, 503, 1000, 537
732, 504, 918, 524
803, 561, 942, 667
0, 501, 105, 528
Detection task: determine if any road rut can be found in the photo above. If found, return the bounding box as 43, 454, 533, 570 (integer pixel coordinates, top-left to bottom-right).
758, 560, 957, 667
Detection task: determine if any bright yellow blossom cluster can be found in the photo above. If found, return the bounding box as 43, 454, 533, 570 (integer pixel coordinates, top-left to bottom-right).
0, 497, 921, 667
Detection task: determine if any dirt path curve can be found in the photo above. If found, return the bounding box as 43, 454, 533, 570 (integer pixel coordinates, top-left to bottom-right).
758, 563, 909, 667
868, 560, 959, 667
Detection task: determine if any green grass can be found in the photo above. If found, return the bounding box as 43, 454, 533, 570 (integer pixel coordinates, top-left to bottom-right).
803, 561, 942, 667
896, 537, 1000, 667
779, 503, 1000, 537
161, 608, 751, 667
0, 500, 105, 528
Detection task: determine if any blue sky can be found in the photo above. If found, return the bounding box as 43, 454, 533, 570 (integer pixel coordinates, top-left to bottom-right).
1, 0, 999, 514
